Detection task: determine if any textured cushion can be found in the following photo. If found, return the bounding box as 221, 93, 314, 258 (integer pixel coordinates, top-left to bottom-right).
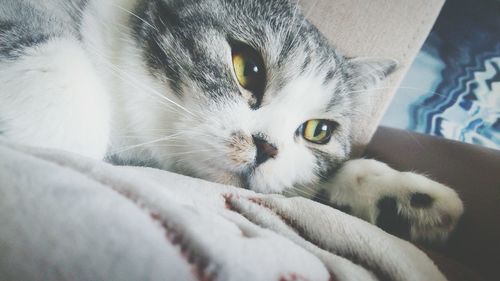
302, 0, 445, 155
381, 0, 500, 150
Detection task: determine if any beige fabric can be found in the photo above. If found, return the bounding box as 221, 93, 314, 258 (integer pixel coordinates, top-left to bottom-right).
301, 0, 445, 156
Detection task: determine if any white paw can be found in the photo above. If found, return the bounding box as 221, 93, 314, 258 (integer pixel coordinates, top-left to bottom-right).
322, 159, 464, 243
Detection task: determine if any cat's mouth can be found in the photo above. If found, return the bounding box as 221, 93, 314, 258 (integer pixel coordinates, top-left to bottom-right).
197, 155, 278, 193
238, 169, 258, 190
216, 157, 264, 191
213, 168, 272, 193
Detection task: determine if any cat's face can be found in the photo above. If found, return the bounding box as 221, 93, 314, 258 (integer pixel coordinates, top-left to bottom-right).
132, 0, 396, 193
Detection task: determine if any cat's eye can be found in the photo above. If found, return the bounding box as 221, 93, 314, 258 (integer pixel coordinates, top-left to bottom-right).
231, 43, 266, 97
297, 120, 338, 144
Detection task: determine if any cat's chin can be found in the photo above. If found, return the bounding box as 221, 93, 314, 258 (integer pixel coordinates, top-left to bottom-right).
174, 164, 288, 194
172, 165, 245, 189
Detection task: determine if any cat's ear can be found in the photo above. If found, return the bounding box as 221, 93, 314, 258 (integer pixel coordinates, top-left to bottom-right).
344, 57, 398, 91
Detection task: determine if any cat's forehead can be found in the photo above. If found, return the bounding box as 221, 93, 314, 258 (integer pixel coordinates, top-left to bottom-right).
172, 0, 335, 56
150, 0, 339, 66
220, 0, 337, 60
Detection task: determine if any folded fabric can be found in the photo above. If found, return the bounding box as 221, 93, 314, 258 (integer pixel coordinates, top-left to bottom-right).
0, 140, 446, 281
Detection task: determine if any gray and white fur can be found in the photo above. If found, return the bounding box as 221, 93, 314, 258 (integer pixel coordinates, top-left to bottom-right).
0, 0, 463, 242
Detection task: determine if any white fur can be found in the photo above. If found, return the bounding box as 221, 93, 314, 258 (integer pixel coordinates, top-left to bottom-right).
322, 159, 464, 242
0, 38, 110, 159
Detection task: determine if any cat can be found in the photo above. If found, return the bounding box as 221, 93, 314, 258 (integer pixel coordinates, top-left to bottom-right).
0, 0, 463, 242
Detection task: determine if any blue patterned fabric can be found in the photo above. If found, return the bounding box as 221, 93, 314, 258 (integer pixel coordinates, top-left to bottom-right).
382, 0, 500, 149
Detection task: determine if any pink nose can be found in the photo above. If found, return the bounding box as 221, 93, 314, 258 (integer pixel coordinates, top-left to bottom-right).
253, 135, 278, 166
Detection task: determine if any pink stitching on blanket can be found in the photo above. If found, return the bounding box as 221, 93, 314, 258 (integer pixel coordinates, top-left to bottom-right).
223, 194, 235, 211
247, 197, 393, 281
278, 273, 315, 281
222, 194, 260, 238
223, 195, 338, 281
149, 212, 215, 281
114, 190, 215, 281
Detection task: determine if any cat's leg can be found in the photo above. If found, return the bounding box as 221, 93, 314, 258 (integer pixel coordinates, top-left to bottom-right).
319, 159, 464, 242
0, 38, 110, 159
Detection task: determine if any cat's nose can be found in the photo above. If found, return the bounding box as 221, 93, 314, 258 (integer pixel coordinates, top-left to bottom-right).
252, 134, 278, 166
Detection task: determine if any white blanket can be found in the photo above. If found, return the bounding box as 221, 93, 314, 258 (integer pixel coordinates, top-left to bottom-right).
0, 140, 446, 281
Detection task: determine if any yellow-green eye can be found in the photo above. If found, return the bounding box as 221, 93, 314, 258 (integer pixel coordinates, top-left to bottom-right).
298, 120, 338, 144
231, 43, 266, 96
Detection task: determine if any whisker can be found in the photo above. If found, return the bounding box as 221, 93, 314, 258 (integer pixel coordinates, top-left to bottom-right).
288, 0, 320, 52
83, 32, 200, 120
112, 4, 159, 32
346, 85, 450, 99
109, 133, 185, 155
285, 186, 319, 200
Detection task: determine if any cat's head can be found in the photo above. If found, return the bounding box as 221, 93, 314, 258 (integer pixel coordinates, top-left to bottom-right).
130, 0, 396, 193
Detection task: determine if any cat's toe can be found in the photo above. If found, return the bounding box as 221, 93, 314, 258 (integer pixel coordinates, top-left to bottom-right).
410, 192, 434, 208
376, 197, 411, 239
375, 174, 464, 243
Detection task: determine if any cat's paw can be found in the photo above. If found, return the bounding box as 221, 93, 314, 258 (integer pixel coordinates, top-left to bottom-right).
323, 159, 464, 243
372, 171, 464, 243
